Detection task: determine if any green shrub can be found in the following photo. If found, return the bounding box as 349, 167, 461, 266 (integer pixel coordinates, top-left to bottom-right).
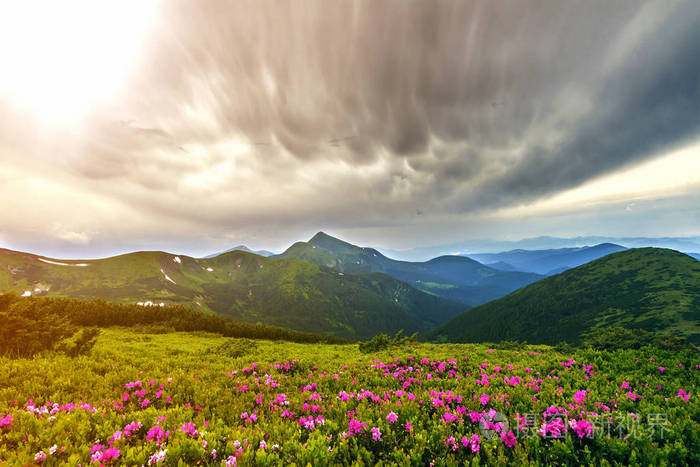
359, 330, 417, 353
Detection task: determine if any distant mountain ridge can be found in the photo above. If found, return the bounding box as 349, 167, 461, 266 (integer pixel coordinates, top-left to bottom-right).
467, 243, 627, 275
275, 232, 543, 306
380, 236, 700, 261
429, 248, 700, 345
204, 245, 274, 258
0, 247, 465, 340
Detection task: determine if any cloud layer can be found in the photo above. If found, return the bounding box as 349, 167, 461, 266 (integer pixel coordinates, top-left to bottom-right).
1, 0, 699, 255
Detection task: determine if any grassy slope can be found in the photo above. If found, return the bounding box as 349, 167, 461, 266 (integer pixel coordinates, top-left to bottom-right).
276, 232, 542, 306
0, 248, 465, 339
429, 248, 700, 345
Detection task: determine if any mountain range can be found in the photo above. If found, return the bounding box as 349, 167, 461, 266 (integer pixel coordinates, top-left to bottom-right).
2, 231, 698, 345
379, 235, 700, 261
0, 247, 464, 340
275, 232, 542, 306
467, 243, 627, 275
429, 248, 700, 345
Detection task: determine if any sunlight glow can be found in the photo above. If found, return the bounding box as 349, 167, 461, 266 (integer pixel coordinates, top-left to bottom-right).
0, 0, 158, 124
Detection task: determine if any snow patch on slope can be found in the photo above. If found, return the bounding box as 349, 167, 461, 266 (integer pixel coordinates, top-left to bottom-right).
160, 268, 176, 284
38, 258, 89, 267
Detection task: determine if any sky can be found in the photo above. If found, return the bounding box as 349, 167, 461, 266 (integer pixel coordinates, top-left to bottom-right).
1, 0, 699, 259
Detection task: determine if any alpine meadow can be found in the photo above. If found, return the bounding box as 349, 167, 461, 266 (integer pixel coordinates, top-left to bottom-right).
1, 1, 699, 466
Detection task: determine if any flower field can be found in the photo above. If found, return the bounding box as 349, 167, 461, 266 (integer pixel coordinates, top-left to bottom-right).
0, 329, 698, 465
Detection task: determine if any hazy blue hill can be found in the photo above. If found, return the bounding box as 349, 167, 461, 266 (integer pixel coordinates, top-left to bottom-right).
0, 247, 465, 340
276, 232, 542, 306
203, 245, 274, 258
429, 248, 700, 345
467, 243, 627, 275
484, 261, 519, 272
379, 236, 700, 262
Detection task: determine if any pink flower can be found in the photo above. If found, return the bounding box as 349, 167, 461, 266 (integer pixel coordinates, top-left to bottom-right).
386, 411, 398, 423
500, 430, 516, 447
371, 427, 382, 441
466, 434, 480, 453
658, 366, 665, 373
0, 414, 12, 428
479, 393, 490, 406
109, 430, 123, 445
100, 447, 121, 463
573, 390, 587, 405
124, 421, 143, 437
147, 425, 169, 445
569, 419, 594, 439
148, 449, 168, 465
180, 422, 198, 438
34, 451, 47, 462
405, 422, 413, 432
348, 418, 368, 436
677, 389, 691, 402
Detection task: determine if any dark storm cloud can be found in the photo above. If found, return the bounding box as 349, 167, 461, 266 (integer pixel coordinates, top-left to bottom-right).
470, 2, 700, 210
107, 0, 698, 211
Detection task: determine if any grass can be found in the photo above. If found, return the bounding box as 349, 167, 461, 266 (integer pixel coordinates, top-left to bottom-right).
0, 328, 698, 465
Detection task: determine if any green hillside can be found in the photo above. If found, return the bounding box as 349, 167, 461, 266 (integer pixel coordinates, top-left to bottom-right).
0, 248, 464, 340
429, 248, 700, 344
276, 232, 542, 306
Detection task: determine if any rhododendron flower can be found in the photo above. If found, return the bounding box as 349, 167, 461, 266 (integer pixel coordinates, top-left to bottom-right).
0, 414, 12, 428
180, 422, 198, 438
479, 393, 490, 406
371, 427, 381, 441
500, 430, 517, 447
49, 445, 57, 455
146, 425, 169, 445
34, 451, 47, 462
677, 389, 691, 402
348, 418, 368, 436
211, 449, 217, 458
109, 430, 123, 444
573, 390, 587, 405
124, 421, 143, 437
97, 447, 120, 463
538, 417, 568, 438
148, 449, 167, 465
658, 366, 665, 373
90, 444, 107, 455
259, 440, 267, 449
569, 419, 594, 438
465, 434, 480, 453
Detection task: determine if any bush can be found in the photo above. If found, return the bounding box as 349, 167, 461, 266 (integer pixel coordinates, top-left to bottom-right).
582, 326, 695, 352
359, 330, 417, 353
55, 328, 101, 357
